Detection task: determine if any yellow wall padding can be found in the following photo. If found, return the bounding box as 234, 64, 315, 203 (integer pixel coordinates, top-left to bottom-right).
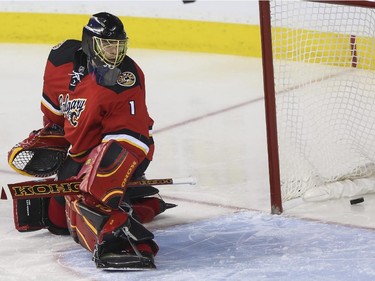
0, 12, 262, 57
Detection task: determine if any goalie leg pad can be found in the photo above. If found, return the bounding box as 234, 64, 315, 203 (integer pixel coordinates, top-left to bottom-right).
78, 140, 140, 209
65, 195, 103, 251
65, 195, 80, 243
65, 195, 158, 270
132, 198, 162, 223
65, 196, 156, 253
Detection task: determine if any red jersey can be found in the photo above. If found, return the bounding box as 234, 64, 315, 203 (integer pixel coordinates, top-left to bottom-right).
41, 40, 154, 161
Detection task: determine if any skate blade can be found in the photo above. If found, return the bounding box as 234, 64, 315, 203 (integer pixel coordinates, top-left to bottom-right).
101, 266, 156, 271
95, 259, 156, 271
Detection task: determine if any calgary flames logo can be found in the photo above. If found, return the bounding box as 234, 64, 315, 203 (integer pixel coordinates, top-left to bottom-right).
59, 94, 87, 127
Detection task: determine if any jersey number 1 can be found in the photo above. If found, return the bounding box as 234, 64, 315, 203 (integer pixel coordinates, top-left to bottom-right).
129, 100, 136, 115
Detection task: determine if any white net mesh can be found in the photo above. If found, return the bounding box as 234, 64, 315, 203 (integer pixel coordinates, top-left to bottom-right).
269, 0, 375, 201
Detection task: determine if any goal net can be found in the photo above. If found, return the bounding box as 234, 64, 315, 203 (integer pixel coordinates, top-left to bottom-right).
260, 0, 375, 211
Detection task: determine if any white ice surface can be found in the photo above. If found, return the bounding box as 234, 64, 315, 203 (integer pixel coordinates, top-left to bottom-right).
1, 44, 375, 280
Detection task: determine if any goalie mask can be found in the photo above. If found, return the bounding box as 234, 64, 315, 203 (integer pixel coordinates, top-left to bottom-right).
82, 12, 128, 86
8, 124, 70, 177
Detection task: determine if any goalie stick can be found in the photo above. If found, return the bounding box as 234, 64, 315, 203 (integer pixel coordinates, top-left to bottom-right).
5, 176, 196, 200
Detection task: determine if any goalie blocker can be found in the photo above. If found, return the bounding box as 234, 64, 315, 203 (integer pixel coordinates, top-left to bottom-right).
8, 123, 71, 234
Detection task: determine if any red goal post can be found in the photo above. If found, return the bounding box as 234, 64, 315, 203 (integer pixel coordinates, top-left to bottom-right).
259, 0, 375, 214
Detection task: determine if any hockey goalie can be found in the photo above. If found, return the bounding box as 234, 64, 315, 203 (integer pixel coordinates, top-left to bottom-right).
7, 12, 175, 270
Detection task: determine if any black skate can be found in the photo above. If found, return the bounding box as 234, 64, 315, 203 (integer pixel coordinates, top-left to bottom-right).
92, 242, 156, 271
93, 247, 156, 270
92, 215, 157, 271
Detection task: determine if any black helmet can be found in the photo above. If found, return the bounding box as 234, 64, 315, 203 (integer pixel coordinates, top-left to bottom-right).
82, 12, 128, 67
82, 12, 128, 86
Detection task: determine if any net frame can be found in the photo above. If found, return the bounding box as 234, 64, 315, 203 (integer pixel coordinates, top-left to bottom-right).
259, 0, 375, 214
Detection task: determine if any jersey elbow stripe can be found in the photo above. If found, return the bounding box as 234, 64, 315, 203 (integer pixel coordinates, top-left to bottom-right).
102, 134, 149, 155
41, 95, 62, 116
